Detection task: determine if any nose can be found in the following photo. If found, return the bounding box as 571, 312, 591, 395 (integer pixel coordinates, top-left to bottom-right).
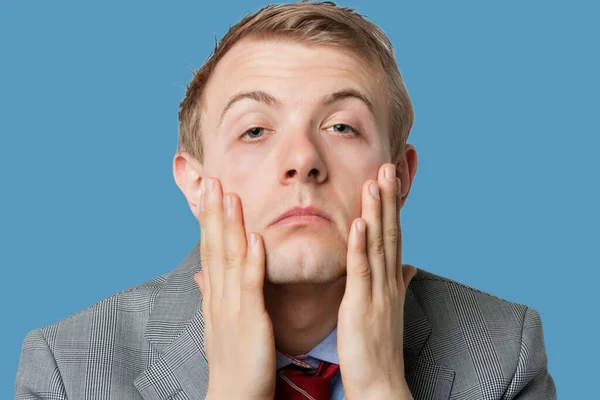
279, 130, 327, 185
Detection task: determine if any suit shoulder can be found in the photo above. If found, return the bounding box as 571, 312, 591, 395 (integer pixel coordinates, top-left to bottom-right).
413, 268, 530, 307
32, 271, 172, 345
409, 269, 555, 398
17, 271, 178, 398
411, 268, 532, 329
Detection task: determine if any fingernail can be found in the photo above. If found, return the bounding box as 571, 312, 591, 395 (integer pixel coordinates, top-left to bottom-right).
250, 233, 258, 247
356, 219, 365, 233
199, 180, 205, 195
396, 177, 401, 196
369, 182, 380, 199
206, 178, 214, 193
384, 165, 395, 181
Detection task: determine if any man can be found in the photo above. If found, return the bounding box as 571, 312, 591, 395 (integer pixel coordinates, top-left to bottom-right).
16, 1, 556, 399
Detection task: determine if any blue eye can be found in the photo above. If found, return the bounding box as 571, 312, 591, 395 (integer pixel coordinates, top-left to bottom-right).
327, 123, 358, 136
241, 127, 266, 141
333, 124, 351, 133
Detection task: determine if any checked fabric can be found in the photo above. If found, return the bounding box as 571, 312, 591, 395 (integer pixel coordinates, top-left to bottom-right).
275, 359, 340, 400
16, 244, 556, 399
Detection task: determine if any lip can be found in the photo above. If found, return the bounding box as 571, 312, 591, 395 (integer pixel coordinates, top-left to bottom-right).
269, 206, 332, 226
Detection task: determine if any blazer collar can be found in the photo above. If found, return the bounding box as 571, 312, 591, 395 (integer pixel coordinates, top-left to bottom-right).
404, 273, 455, 399
134, 243, 208, 400
134, 244, 453, 400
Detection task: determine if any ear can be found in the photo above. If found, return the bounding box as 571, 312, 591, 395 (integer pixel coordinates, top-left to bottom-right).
394, 144, 418, 209
173, 151, 205, 218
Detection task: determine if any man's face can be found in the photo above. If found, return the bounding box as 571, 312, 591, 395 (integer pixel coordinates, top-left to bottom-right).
198, 38, 392, 284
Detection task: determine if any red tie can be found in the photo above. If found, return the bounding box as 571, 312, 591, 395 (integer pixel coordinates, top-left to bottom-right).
275, 359, 340, 400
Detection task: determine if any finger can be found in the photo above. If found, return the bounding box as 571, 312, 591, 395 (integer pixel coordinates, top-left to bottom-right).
378, 164, 400, 289
202, 177, 225, 303
344, 218, 371, 305
241, 232, 267, 311
395, 177, 405, 289
222, 192, 248, 305
361, 179, 385, 295
198, 187, 211, 307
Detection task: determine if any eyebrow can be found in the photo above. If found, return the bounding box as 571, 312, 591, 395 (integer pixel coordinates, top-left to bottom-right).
322, 89, 377, 122
218, 91, 282, 128
217, 88, 377, 128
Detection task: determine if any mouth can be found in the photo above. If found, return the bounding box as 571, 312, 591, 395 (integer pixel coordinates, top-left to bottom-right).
269, 206, 332, 227
272, 214, 330, 227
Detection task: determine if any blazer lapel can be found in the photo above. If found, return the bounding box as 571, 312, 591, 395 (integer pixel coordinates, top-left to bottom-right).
134, 243, 209, 400
403, 272, 455, 400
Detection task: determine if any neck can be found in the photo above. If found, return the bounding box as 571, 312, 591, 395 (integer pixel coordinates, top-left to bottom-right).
264, 277, 346, 356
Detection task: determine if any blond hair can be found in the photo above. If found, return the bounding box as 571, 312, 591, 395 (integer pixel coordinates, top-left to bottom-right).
178, 1, 413, 163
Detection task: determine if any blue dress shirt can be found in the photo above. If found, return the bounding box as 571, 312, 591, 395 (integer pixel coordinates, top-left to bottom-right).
275, 327, 345, 400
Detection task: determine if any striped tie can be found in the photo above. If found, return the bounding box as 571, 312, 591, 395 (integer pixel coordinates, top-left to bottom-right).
275, 359, 340, 400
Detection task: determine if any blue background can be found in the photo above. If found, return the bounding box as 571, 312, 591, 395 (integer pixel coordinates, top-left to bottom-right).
1, 0, 598, 398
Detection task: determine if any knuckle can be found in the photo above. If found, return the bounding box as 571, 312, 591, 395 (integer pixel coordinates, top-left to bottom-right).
223, 250, 242, 268
386, 185, 397, 199
203, 203, 220, 217
371, 236, 385, 255
241, 276, 258, 292
384, 226, 399, 241
354, 260, 371, 278
202, 246, 215, 261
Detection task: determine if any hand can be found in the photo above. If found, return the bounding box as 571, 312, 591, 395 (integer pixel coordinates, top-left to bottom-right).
193, 177, 276, 400
337, 164, 417, 400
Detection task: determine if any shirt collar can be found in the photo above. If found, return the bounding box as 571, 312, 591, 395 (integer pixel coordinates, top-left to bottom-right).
275, 326, 339, 369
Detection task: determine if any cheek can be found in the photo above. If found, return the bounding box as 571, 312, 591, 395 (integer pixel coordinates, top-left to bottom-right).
341, 155, 382, 185
336, 176, 365, 223
215, 156, 254, 194
339, 158, 383, 215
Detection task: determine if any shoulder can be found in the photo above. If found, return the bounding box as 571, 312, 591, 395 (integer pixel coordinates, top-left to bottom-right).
411, 267, 531, 326
17, 271, 176, 398
19, 271, 174, 363
27, 272, 171, 348
409, 268, 555, 399
22, 243, 200, 353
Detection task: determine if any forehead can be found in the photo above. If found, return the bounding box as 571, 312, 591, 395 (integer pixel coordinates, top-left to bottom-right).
202, 38, 388, 122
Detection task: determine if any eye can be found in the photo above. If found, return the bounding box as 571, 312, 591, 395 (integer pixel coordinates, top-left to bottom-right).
240, 127, 266, 141
326, 123, 359, 136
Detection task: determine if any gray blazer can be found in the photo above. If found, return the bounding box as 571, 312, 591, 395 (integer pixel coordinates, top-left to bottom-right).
16, 244, 556, 399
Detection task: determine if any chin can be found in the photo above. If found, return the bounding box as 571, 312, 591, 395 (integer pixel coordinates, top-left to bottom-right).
262, 237, 347, 285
